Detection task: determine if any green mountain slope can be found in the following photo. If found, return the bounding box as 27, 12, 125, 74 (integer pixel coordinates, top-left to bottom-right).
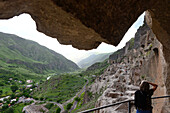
77, 53, 112, 68
0, 32, 79, 74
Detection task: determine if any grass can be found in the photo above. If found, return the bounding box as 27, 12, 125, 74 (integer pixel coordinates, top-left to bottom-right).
33, 74, 86, 103
1, 103, 26, 113
13, 103, 26, 113
128, 38, 134, 50
72, 92, 101, 113
0, 86, 13, 97
71, 92, 85, 113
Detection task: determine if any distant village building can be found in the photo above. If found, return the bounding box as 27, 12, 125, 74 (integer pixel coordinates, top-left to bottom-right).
26, 80, 33, 83
26, 85, 32, 88
9, 78, 13, 80
18, 96, 34, 103
92, 75, 96, 78
0, 96, 10, 101
25, 98, 33, 103
47, 76, 51, 80
11, 99, 16, 102
35, 83, 38, 86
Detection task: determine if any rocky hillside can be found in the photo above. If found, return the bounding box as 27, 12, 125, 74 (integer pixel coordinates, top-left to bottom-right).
0, 32, 79, 74
82, 18, 168, 113
78, 53, 112, 68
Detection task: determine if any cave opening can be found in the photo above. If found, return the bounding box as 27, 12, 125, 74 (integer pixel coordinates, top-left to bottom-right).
153, 48, 159, 57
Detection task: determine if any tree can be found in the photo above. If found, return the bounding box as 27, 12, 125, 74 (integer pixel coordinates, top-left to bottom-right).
66, 103, 73, 110
23, 92, 29, 98
74, 97, 81, 102
40, 97, 44, 101
5, 107, 14, 113
16, 97, 19, 102
6, 100, 10, 104
11, 101, 16, 105
79, 74, 83, 77
0, 82, 4, 86
11, 93, 16, 99
2, 104, 8, 110
10, 85, 18, 93
56, 107, 61, 113
45, 103, 54, 109
0, 90, 3, 95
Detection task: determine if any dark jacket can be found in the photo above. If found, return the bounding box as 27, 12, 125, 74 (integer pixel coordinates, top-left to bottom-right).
135, 89, 154, 110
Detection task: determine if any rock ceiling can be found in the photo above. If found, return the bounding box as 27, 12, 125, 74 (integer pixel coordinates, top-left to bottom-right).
0, 0, 169, 50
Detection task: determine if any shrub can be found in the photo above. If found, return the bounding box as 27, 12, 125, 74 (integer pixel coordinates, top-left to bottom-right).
16, 98, 19, 102
11, 93, 16, 99
0, 90, 3, 95
74, 97, 81, 102
10, 85, 18, 93
39, 108, 45, 112
48, 99, 53, 101
141, 75, 146, 79
23, 92, 29, 98
45, 103, 54, 109
6, 100, 10, 104
3, 98, 8, 102
34, 97, 39, 100
11, 101, 16, 105
0, 83, 4, 86
66, 103, 73, 110
4, 107, 14, 113
56, 98, 62, 103
56, 107, 61, 113
40, 97, 44, 101
2, 104, 8, 110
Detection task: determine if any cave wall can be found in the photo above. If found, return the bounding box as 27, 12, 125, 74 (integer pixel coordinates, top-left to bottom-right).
0, 0, 168, 53
0, 0, 162, 50
145, 10, 170, 112
140, 32, 167, 113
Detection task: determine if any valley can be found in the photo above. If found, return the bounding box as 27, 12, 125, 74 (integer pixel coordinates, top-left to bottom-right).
0, 32, 109, 113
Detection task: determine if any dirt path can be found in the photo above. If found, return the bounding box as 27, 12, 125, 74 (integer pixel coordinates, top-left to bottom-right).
22, 78, 89, 113
69, 78, 89, 112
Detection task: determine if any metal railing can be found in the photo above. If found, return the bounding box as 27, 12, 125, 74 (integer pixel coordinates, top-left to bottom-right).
79, 95, 170, 113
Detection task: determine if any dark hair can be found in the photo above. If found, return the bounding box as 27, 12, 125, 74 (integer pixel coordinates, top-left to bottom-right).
140, 81, 150, 92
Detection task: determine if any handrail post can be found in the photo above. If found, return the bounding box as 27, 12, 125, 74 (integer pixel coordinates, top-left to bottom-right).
128, 100, 131, 113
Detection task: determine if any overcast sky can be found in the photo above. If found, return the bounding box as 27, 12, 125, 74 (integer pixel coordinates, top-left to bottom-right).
0, 13, 144, 63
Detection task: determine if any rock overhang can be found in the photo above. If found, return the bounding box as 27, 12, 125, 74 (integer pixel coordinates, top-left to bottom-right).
0, 0, 169, 50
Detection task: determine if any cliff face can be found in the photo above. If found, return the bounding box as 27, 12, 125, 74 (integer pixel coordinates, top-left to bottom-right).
86, 19, 169, 112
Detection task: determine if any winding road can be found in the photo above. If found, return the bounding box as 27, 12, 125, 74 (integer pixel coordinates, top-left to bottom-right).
69, 78, 89, 113
22, 78, 88, 113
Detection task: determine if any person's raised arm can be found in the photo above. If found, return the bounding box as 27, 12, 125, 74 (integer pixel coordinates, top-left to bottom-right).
147, 82, 158, 91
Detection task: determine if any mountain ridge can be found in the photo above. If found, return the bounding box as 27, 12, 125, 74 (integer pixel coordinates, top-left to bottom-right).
0, 32, 79, 74
77, 52, 112, 68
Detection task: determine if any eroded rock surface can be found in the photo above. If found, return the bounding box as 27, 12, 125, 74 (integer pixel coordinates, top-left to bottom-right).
86, 19, 169, 112
0, 0, 169, 50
